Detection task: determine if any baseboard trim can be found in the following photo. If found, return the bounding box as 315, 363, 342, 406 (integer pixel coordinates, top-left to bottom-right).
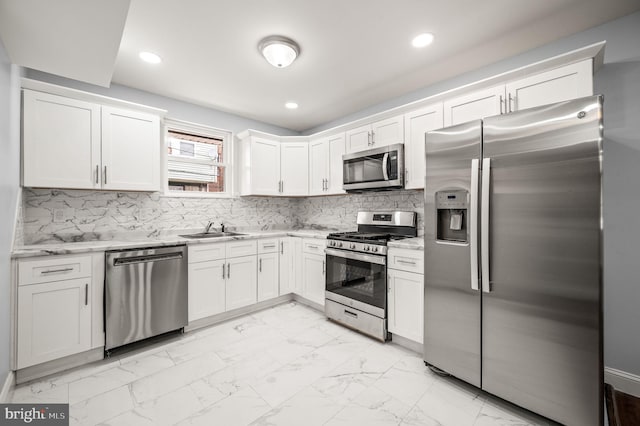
605, 367, 640, 397
390, 333, 423, 355
16, 348, 104, 385
0, 371, 15, 403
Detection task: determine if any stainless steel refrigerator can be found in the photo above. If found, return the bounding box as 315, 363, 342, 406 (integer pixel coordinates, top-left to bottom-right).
423, 95, 603, 425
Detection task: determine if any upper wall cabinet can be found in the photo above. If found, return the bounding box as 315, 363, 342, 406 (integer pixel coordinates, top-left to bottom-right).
22, 89, 162, 192
237, 133, 309, 196
403, 103, 444, 190
444, 59, 593, 126
345, 115, 404, 153
309, 132, 346, 195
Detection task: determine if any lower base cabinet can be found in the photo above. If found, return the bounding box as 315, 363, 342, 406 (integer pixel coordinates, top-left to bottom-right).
258, 252, 279, 302
17, 278, 92, 369
302, 252, 325, 306
387, 268, 424, 344
225, 255, 258, 311
188, 260, 226, 321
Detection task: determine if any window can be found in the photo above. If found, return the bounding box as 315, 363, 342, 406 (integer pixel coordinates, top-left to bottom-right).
165, 120, 232, 196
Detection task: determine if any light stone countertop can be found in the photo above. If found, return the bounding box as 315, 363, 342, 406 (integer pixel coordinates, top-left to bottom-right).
11, 229, 333, 259
387, 236, 424, 250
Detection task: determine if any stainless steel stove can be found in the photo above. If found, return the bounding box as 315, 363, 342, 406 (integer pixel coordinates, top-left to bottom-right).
325, 211, 417, 341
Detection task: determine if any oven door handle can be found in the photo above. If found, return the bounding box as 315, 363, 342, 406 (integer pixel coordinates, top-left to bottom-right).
325, 248, 386, 266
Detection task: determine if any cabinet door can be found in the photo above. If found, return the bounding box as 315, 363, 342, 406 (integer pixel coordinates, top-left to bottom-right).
308, 139, 329, 195
279, 238, 294, 295
188, 259, 226, 322
387, 269, 424, 344
258, 252, 279, 302
371, 115, 404, 147
506, 59, 593, 112
23, 90, 101, 190
443, 85, 505, 126
327, 133, 346, 194
404, 103, 444, 189
225, 255, 257, 310
17, 278, 92, 368
345, 124, 371, 153
250, 137, 281, 195
101, 106, 161, 191
280, 142, 309, 196
302, 253, 325, 306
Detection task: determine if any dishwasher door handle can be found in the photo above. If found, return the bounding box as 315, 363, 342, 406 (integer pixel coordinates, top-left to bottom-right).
113, 252, 183, 266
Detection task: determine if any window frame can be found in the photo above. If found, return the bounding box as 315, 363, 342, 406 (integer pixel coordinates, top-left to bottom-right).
162, 118, 234, 198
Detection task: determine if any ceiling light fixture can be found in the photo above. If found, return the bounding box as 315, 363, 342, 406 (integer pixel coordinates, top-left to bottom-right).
259, 36, 300, 68
285, 102, 298, 109
411, 33, 434, 48
139, 51, 162, 64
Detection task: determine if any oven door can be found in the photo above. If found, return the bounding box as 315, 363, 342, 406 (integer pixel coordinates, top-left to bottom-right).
342, 144, 404, 191
325, 248, 387, 317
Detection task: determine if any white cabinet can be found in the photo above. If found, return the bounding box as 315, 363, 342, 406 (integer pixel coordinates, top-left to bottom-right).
403, 103, 444, 189
279, 238, 295, 295
505, 59, 593, 112
22, 91, 101, 190
257, 252, 279, 302
17, 255, 93, 369
309, 133, 346, 195
187, 240, 258, 322
387, 268, 424, 344
280, 142, 309, 196
22, 89, 161, 191
444, 60, 593, 126
345, 115, 404, 153
387, 247, 424, 344
100, 106, 160, 191
301, 238, 327, 306
238, 135, 309, 196
226, 255, 258, 310
244, 137, 281, 196
443, 85, 504, 127
188, 260, 226, 321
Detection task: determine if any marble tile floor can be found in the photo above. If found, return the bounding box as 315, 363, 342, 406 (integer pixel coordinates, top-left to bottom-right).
10, 302, 555, 426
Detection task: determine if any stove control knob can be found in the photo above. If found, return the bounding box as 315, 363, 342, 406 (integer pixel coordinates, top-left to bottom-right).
350, 243, 356, 249
364, 245, 370, 252
338, 242, 343, 248
372, 246, 378, 252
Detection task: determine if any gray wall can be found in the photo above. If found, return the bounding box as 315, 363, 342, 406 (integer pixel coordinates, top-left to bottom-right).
24, 69, 299, 137
305, 12, 640, 375
0, 40, 21, 388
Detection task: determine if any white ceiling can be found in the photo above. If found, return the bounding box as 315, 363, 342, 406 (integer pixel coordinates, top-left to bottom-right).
2, 0, 640, 132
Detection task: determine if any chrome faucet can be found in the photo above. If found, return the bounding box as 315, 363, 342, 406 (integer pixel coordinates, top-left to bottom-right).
204, 221, 216, 233
204, 221, 225, 233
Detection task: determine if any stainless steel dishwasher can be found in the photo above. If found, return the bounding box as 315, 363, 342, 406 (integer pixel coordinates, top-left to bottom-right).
105, 245, 188, 353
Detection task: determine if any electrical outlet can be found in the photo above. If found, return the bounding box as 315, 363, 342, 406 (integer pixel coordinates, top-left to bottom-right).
53, 209, 65, 223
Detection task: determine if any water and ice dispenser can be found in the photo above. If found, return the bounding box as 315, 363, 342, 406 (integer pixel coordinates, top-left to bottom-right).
435, 190, 468, 243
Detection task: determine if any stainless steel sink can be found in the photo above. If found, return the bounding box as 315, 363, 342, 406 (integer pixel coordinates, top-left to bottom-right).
179, 231, 246, 239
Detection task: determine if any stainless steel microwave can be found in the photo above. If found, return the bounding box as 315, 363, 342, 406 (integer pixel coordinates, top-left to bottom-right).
342, 144, 404, 192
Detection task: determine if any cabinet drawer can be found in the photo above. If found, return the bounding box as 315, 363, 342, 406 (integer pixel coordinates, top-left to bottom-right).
226, 240, 258, 258
18, 255, 92, 286
388, 248, 424, 274
257, 238, 279, 254
188, 243, 226, 263
302, 239, 326, 255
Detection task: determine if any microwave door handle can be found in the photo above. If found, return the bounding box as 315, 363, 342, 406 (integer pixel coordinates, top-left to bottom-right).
382, 153, 389, 180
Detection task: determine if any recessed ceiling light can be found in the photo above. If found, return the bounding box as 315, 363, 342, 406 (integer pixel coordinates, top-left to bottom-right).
285, 102, 299, 109
139, 51, 162, 64
259, 36, 300, 68
411, 33, 434, 48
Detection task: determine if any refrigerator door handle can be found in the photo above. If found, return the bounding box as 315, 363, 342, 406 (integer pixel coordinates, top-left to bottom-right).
481, 157, 491, 292
470, 158, 480, 291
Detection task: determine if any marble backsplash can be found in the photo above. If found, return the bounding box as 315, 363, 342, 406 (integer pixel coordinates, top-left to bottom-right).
20, 189, 301, 244
18, 188, 425, 245
295, 189, 425, 235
